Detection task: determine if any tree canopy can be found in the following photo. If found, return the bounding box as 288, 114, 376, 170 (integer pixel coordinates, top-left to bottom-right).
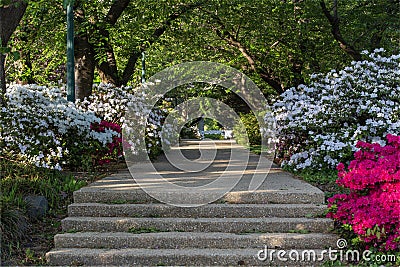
3, 0, 399, 99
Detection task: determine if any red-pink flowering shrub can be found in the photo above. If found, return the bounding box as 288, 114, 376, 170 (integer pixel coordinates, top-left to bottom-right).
327, 134, 400, 251
90, 120, 123, 164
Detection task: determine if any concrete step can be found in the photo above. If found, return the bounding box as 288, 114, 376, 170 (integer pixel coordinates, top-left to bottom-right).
62, 217, 334, 233
46, 248, 333, 266
68, 203, 327, 218
54, 231, 338, 249
73, 189, 325, 205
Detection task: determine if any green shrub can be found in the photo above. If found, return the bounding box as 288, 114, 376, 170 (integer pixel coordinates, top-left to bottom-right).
204, 133, 224, 140
179, 126, 199, 139
234, 113, 261, 146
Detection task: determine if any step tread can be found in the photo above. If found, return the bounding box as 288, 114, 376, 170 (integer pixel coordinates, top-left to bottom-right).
54, 231, 339, 249
68, 203, 327, 218
73, 189, 325, 204
73, 168, 325, 205
63, 216, 333, 222
69, 202, 327, 210
62, 216, 334, 233
46, 248, 333, 266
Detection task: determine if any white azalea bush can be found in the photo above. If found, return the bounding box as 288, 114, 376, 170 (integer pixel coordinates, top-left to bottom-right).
272, 49, 400, 170
1, 83, 171, 169
75, 83, 171, 159
0, 85, 119, 170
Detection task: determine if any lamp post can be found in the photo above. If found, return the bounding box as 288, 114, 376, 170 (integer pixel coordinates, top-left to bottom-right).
64, 0, 75, 102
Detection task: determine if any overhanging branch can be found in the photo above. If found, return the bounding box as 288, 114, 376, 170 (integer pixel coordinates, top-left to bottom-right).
320, 0, 361, 61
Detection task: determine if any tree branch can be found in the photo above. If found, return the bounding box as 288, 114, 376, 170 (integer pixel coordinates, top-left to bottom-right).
320, 0, 361, 61
106, 0, 130, 25
121, 1, 208, 85
205, 10, 284, 93
0, 0, 28, 46
150, 1, 207, 44
121, 50, 141, 85
94, 0, 131, 85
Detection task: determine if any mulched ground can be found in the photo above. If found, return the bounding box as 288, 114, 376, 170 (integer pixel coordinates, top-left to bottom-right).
2, 214, 65, 266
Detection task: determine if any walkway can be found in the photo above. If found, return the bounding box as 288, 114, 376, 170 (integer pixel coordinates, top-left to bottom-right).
46, 140, 337, 266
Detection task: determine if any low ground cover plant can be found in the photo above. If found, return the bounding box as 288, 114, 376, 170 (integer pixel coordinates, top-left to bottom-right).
0, 158, 87, 264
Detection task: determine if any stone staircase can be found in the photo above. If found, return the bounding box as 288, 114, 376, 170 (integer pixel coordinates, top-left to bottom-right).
46, 141, 338, 266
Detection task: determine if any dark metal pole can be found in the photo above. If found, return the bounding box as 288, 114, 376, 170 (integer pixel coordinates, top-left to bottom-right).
66, 0, 75, 102
141, 51, 146, 83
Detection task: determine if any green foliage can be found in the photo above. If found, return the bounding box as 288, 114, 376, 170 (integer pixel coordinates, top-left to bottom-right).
234, 112, 261, 146
204, 118, 221, 131
128, 227, 163, 234
5, 0, 399, 91
0, 202, 28, 261
287, 167, 346, 200
204, 133, 224, 140
0, 158, 86, 209
0, 157, 87, 261
180, 126, 199, 139
246, 144, 269, 155
7, 0, 66, 84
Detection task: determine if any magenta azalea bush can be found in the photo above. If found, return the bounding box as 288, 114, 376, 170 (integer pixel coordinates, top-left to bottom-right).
327, 134, 400, 251
90, 120, 124, 165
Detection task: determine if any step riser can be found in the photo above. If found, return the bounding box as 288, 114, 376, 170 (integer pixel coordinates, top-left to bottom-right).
46, 249, 331, 266
222, 192, 324, 204
62, 218, 333, 234
54, 232, 338, 249
68, 204, 327, 218
73, 191, 325, 205
73, 191, 154, 204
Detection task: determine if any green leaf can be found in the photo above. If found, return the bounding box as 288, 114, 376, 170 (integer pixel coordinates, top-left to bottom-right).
12, 51, 20, 60
0, 47, 11, 54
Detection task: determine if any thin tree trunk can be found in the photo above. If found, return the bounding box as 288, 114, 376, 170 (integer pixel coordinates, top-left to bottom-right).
74, 35, 95, 100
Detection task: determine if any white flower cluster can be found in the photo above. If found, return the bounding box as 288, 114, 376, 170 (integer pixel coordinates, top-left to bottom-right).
75, 83, 171, 157
75, 83, 131, 124
271, 49, 400, 169
1, 84, 119, 169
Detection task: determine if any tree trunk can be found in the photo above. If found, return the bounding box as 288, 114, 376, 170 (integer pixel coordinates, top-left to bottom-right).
96, 45, 120, 86
74, 35, 95, 100
94, 0, 129, 86
0, 0, 28, 103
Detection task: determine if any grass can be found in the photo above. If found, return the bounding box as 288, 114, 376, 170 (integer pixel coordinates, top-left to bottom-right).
286, 167, 348, 201
128, 227, 164, 234
0, 157, 121, 266
288, 229, 310, 234
246, 144, 269, 155
246, 144, 345, 201
108, 199, 142, 204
